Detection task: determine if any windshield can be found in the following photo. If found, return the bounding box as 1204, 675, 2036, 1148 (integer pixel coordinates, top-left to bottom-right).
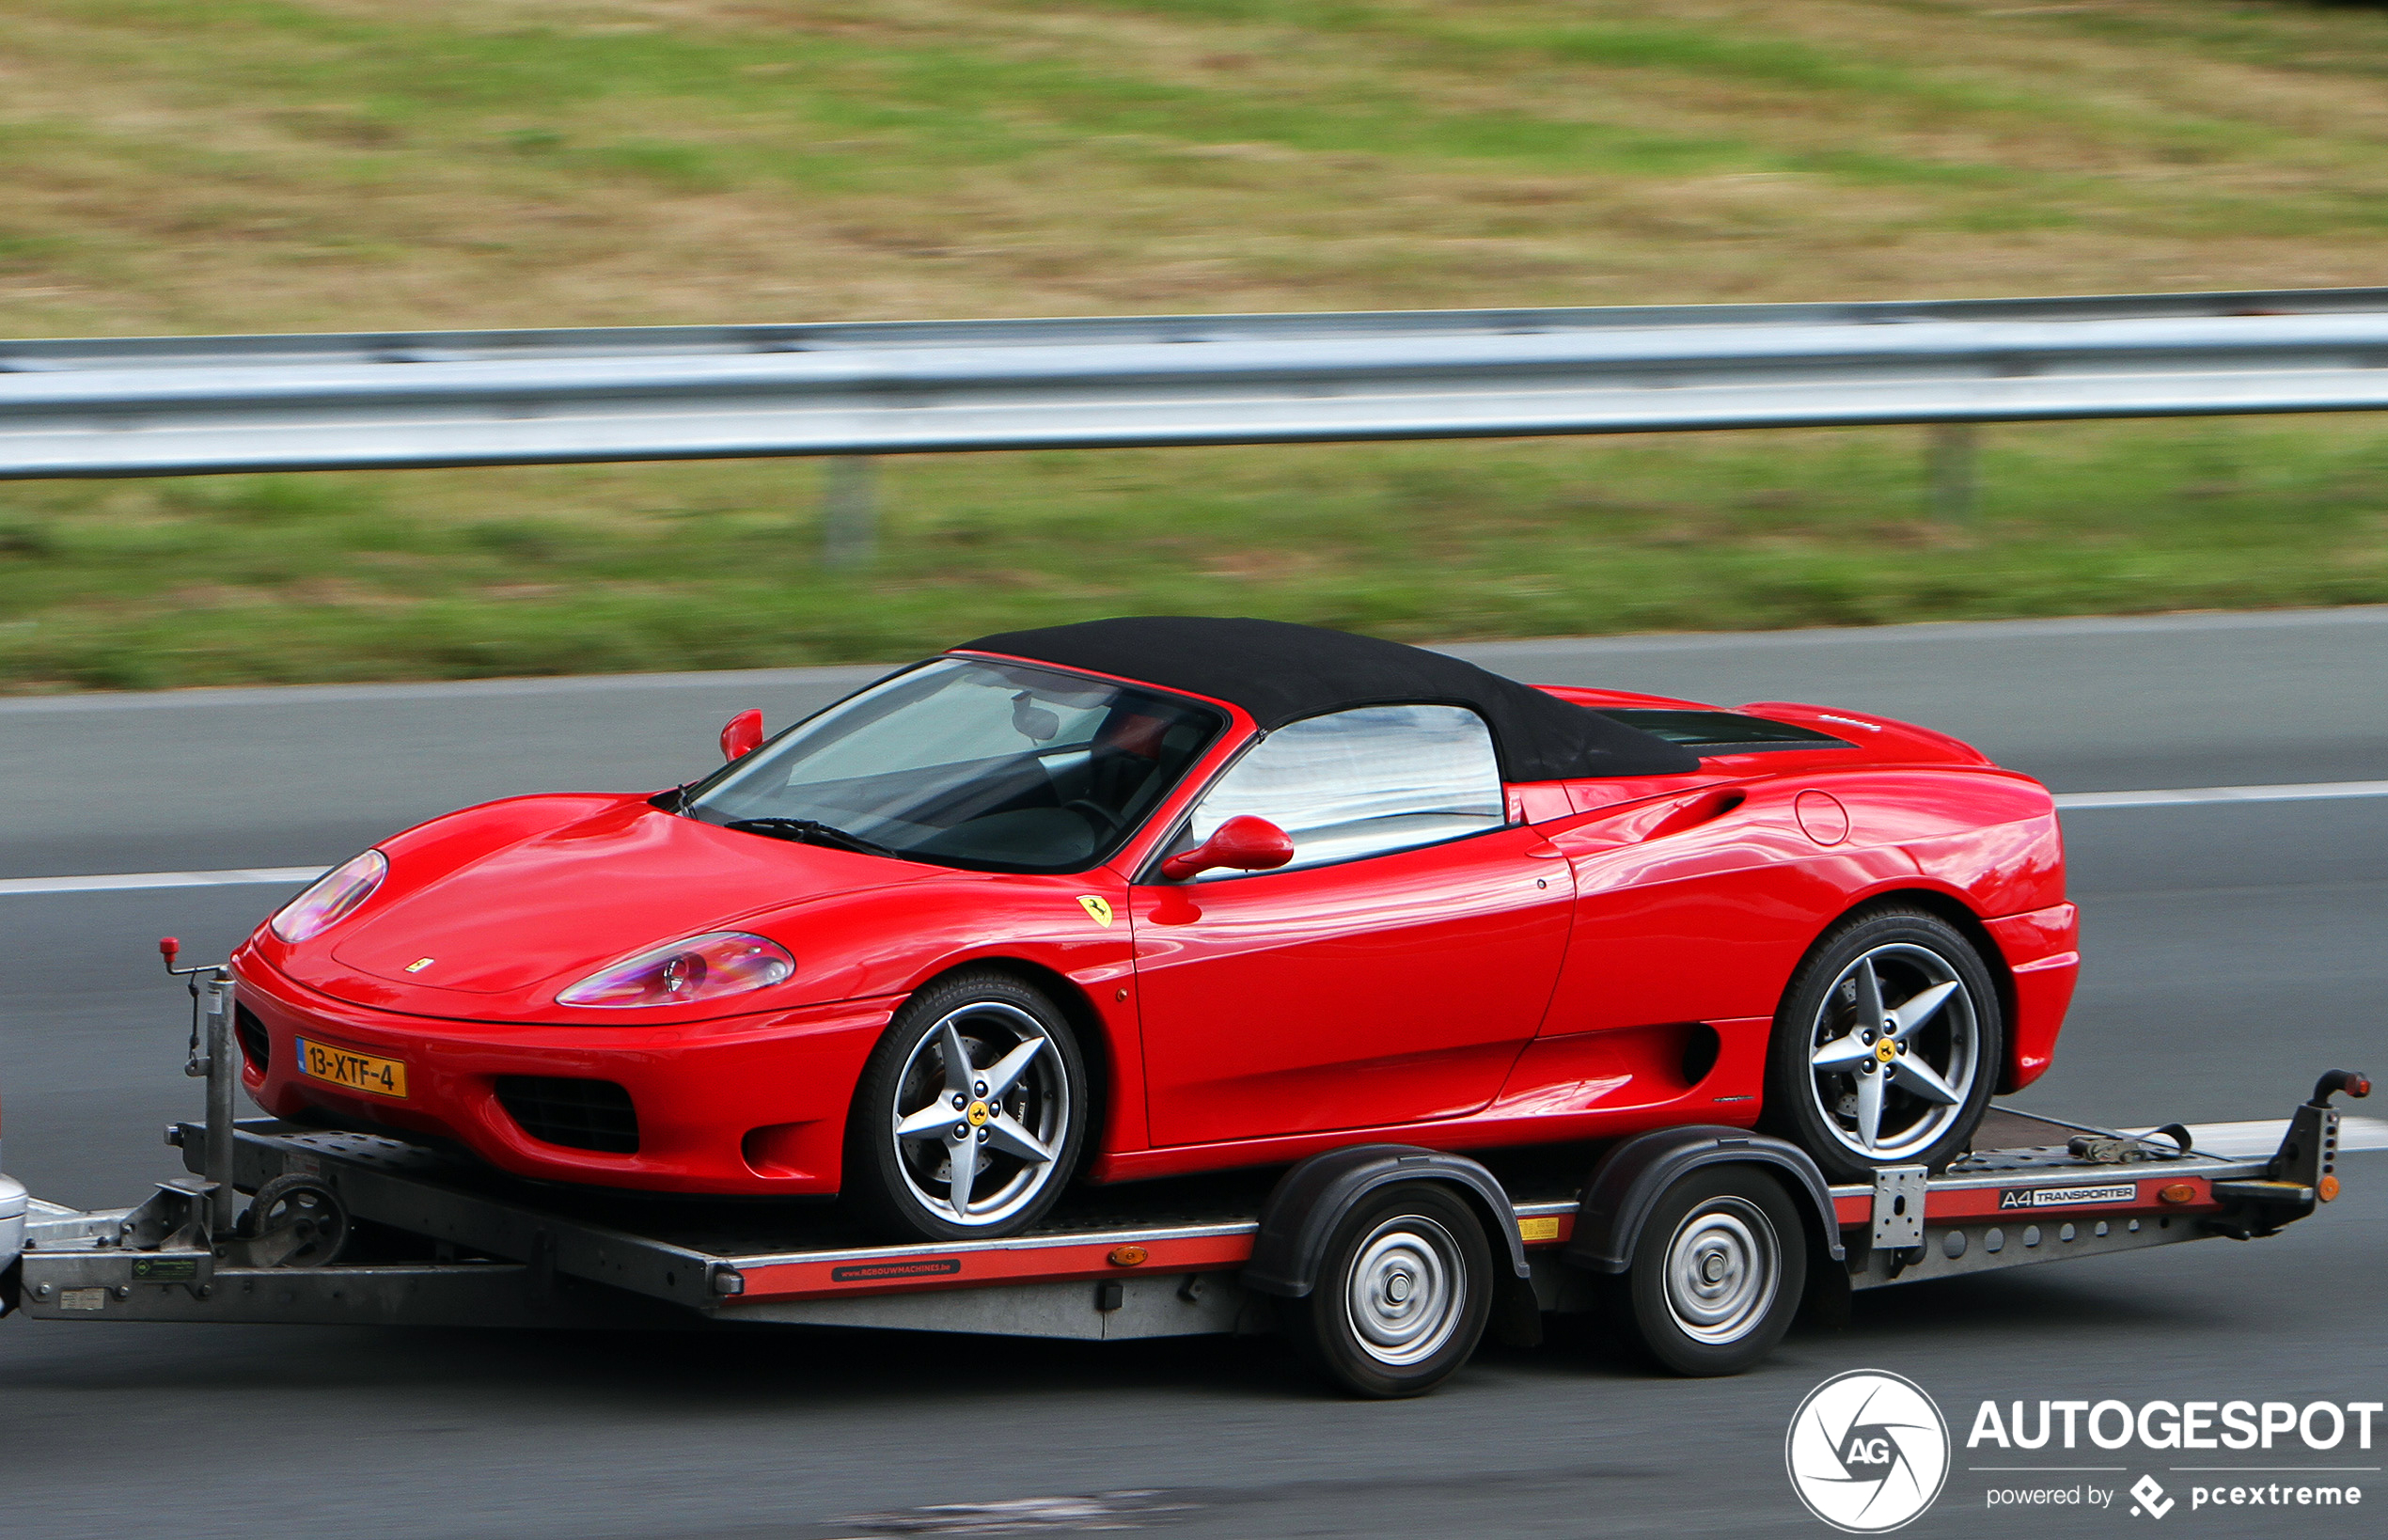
684, 657, 1225, 872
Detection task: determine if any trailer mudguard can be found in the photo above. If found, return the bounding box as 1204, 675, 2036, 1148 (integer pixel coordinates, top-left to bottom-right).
1563, 1126, 1845, 1275
1241, 1144, 1532, 1298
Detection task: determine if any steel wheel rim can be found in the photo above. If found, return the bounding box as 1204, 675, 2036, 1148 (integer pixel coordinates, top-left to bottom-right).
1663, 1198, 1779, 1344
888, 1001, 1068, 1228
1344, 1217, 1465, 1367
1804, 941, 1981, 1162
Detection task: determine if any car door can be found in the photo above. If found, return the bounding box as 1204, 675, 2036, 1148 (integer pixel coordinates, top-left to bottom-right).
1131, 704, 1576, 1148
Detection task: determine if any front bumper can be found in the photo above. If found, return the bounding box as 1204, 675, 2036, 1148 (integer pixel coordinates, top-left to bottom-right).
232, 956, 894, 1196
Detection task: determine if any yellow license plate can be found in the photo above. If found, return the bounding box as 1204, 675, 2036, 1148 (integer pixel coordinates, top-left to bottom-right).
294, 1037, 409, 1099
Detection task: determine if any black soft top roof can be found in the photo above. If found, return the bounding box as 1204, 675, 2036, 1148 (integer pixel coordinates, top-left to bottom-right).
956, 617, 1699, 781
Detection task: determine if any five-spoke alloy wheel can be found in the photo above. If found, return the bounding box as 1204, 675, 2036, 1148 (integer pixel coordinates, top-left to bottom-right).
844, 971, 1088, 1243
1762, 907, 2003, 1181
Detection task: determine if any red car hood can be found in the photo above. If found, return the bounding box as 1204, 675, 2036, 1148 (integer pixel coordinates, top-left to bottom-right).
305, 796, 926, 1008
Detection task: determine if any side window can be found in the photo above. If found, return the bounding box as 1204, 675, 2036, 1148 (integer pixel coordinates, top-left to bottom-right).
1180, 704, 1505, 876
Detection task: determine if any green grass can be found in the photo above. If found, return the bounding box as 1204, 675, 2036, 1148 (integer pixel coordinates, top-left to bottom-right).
1, 1, 2385, 688
5, 419, 2382, 690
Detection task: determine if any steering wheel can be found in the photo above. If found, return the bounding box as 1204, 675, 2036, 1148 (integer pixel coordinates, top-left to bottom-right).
1063, 799, 1124, 838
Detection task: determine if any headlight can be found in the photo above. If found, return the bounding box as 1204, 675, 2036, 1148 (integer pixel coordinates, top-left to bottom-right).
556, 933, 795, 1009
270, 850, 388, 943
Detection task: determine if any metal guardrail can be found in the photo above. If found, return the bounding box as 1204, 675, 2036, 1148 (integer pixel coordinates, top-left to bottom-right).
4, 288, 2387, 480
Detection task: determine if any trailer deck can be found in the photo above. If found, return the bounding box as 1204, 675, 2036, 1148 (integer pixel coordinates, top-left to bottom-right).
8, 1099, 2369, 1340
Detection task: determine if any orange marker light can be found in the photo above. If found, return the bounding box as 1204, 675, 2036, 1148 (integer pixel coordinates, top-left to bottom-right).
2158, 1182, 2196, 1204
1108, 1246, 1148, 1267
2318, 1173, 2341, 1202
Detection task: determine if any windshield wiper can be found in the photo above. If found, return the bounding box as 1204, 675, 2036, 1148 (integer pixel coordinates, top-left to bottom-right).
724, 817, 897, 858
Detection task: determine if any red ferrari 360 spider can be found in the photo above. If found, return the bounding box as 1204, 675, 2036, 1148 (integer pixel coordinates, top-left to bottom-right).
231, 617, 2077, 1241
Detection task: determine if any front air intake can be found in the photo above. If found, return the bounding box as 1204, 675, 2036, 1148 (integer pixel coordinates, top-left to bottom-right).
234, 1004, 271, 1072
494, 1076, 639, 1155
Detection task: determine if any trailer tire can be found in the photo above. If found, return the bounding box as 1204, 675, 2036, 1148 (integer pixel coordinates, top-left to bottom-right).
1278, 1184, 1492, 1399
1611, 1166, 1806, 1377
242, 1174, 352, 1267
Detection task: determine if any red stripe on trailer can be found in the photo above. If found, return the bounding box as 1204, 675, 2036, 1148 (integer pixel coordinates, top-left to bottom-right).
743, 1210, 1579, 1302
739, 1230, 1259, 1303
1830, 1178, 2223, 1232
1929, 1176, 2218, 1220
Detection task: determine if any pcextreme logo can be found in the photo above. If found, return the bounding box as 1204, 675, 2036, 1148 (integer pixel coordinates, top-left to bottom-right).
1786, 1369, 1953, 1532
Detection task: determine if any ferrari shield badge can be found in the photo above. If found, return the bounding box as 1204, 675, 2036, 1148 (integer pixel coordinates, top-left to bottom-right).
1076, 895, 1114, 928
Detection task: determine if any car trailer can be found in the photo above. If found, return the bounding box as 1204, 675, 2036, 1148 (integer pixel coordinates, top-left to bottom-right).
0, 963, 2372, 1397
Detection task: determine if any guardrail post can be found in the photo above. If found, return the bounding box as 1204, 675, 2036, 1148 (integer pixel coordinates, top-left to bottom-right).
1927, 423, 1977, 524
822, 456, 877, 570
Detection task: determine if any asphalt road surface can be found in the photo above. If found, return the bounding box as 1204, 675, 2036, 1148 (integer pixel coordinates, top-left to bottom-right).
4, 607, 2383, 1540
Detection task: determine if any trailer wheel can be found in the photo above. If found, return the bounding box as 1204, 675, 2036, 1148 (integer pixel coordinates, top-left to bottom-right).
1614, 1166, 1806, 1377
242, 1174, 351, 1268
1280, 1185, 1493, 1399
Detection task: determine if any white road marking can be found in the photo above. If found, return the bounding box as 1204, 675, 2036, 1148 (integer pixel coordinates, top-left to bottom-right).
2128, 1117, 2388, 1158
2054, 778, 2388, 809
0, 866, 327, 897
3, 778, 2384, 894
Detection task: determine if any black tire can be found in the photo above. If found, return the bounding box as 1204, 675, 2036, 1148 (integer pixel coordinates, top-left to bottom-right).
240, 1174, 351, 1267
1279, 1184, 1494, 1399
1760, 906, 2003, 1183
1611, 1166, 1807, 1377
842, 970, 1089, 1244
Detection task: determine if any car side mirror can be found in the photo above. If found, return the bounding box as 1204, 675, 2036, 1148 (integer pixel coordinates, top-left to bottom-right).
1159, 816, 1296, 882
719, 708, 764, 762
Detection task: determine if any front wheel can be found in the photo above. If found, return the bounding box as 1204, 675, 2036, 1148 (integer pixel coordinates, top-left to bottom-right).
1278, 1185, 1494, 1399
1761, 907, 2003, 1182
842, 971, 1089, 1243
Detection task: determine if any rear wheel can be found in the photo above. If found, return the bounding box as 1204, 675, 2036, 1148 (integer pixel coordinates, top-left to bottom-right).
842, 971, 1088, 1243
1611, 1166, 1806, 1376
1279, 1185, 1493, 1399
1762, 907, 2003, 1182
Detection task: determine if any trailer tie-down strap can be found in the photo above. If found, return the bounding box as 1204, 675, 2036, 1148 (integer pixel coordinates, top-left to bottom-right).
2066, 1124, 2194, 1164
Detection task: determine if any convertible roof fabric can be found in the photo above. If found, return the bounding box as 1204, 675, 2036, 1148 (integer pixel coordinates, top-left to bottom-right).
956, 616, 1700, 781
